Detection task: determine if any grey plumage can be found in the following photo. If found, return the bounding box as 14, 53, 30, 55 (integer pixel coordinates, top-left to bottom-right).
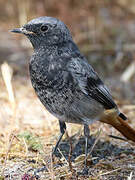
27, 17, 117, 124
11, 17, 127, 165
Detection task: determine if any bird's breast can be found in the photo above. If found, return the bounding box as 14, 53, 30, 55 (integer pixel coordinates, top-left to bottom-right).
29, 57, 75, 117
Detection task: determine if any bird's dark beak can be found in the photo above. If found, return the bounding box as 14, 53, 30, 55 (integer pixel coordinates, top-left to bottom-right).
10, 27, 35, 35
10, 28, 23, 34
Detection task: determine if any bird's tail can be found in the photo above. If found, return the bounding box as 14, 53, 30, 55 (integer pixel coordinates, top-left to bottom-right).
100, 109, 135, 143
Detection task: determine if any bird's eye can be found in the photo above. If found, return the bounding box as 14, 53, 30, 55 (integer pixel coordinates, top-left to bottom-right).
40, 25, 49, 32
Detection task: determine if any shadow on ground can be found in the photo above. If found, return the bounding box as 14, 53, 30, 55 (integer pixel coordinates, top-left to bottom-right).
31, 134, 135, 179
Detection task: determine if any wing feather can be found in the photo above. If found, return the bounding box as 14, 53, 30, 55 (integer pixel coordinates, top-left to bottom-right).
68, 58, 117, 110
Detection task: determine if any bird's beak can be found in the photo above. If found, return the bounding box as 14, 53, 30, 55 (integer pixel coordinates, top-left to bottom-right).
10, 28, 23, 34
10, 27, 35, 35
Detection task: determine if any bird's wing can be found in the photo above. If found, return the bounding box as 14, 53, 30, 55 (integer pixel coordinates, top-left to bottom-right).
67, 58, 117, 110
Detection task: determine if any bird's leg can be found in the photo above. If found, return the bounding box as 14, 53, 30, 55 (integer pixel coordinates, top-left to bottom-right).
84, 124, 90, 167
52, 120, 66, 155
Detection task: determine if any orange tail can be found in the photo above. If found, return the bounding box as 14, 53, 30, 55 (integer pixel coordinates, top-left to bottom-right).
100, 109, 135, 142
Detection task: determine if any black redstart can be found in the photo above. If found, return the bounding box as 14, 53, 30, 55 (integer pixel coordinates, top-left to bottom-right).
11, 17, 135, 165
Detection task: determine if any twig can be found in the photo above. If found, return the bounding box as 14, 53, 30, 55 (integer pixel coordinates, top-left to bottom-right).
122, 105, 135, 110
120, 61, 135, 82
1, 62, 15, 110
127, 172, 133, 180
58, 148, 69, 165
66, 131, 73, 172
23, 137, 28, 156
50, 152, 55, 180
97, 168, 121, 177
2, 133, 16, 175
109, 135, 127, 141
57, 148, 71, 176
86, 128, 101, 161
1, 62, 17, 128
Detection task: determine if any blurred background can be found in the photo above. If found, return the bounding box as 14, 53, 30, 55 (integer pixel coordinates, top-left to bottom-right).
0, 0, 135, 178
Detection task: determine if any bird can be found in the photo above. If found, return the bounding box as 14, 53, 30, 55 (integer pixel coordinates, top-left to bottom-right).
11, 17, 135, 165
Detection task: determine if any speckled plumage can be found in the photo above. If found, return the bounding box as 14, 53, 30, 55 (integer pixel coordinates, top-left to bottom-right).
11, 17, 127, 163
25, 17, 118, 125
29, 41, 106, 125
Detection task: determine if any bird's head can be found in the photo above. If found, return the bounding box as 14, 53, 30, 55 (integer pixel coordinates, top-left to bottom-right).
11, 16, 72, 49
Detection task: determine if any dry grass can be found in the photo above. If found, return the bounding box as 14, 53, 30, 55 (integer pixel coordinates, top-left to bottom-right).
0, 63, 135, 180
